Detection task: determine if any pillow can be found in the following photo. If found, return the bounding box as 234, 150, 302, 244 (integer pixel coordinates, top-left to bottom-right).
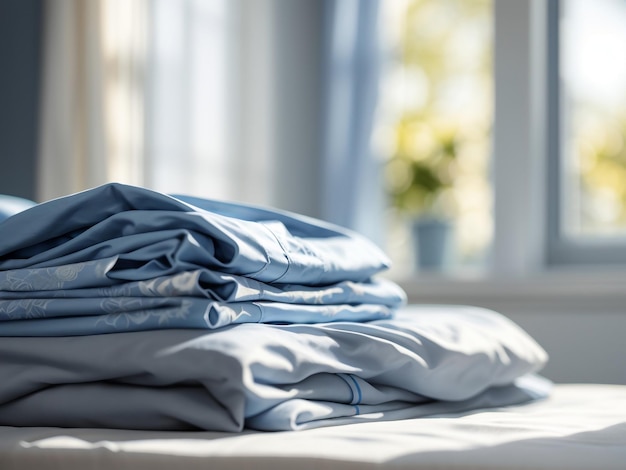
0, 194, 36, 223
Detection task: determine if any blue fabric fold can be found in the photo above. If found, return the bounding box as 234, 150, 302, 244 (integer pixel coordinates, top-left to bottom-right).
0, 183, 404, 335
0, 183, 391, 285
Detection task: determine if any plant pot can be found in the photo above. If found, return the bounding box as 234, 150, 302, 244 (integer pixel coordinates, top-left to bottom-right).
411, 217, 453, 271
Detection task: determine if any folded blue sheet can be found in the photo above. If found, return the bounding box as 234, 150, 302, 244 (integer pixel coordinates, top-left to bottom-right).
0, 184, 550, 431
0, 183, 404, 334
0, 305, 550, 431
0, 183, 390, 284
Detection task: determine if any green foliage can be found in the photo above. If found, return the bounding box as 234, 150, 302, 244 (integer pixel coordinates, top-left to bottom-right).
384, 0, 490, 218
578, 113, 626, 228
386, 117, 460, 216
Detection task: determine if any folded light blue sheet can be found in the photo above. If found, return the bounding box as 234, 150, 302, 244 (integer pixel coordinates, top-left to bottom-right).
0, 183, 390, 284
0, 305, 550, 431
0, 184, 550, 431
0, 183, 404, 334
0, 264, 404, 334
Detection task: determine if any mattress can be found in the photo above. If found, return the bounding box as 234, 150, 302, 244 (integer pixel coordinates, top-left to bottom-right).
1, 384, 625, 470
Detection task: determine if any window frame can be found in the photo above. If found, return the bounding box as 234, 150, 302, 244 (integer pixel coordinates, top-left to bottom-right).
545, 0, 626, 266
492, 0, 550, 276
492, 0, 626, 275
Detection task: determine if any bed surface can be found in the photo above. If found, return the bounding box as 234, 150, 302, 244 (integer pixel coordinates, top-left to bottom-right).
1, 383, 625, 470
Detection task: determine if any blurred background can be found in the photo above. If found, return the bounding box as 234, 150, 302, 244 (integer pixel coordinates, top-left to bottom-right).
1, 0, 625, 384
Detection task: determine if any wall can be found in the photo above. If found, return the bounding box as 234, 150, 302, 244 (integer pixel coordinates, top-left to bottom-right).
0, 0, 42, 201
508, 306, 626, 385
401, 276, 626, 385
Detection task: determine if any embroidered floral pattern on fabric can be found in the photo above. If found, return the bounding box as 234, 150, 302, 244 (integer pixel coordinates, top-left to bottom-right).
0, 260, 100, 292
0, 299, 52, 320
54, 264, 84, 283
96, 299, 193, 329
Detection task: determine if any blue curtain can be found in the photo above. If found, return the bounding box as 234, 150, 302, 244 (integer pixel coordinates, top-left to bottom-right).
320, 0, 384, 245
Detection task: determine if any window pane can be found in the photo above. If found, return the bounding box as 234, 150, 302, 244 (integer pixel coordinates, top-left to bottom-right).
561, 0, 626, 237
377, 0, 493, 275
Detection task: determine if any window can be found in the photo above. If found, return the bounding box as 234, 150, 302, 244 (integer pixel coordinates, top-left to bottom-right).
382, 0, 626, 278
547, 0, 626, 265
559, 0, 626, 237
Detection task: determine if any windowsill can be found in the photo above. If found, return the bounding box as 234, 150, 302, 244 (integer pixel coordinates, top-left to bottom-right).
390, 265, 626, 305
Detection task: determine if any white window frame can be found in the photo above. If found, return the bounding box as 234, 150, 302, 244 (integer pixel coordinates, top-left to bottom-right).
544, 0, 626, 266
493, 0, 626, 273
492, 0, 550, 276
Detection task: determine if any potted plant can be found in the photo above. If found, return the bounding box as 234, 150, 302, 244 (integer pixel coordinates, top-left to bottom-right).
386, 115, 460, 270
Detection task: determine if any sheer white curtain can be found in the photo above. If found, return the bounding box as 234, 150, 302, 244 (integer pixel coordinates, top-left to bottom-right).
38, 0, 274, 206
320, 0, 384, 242
144, 0, 275, 205
37, 0, 146, 202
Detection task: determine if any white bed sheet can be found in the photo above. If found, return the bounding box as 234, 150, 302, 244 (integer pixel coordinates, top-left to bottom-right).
1, 384, 625, 470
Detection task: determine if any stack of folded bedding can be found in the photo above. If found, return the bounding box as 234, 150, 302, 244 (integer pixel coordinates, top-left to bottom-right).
0, 183, 550, 431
